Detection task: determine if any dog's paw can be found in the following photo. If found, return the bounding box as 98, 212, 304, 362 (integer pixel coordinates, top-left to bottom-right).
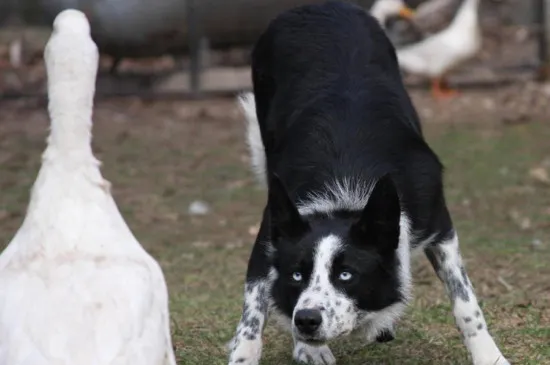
375, 328, 395, 343
364, 325, 395, 344
293, 342, 336, 365
228, 338, 262, 365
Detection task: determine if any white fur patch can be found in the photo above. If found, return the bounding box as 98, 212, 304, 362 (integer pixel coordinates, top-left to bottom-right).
238, 93, 267, 187
297, 177, 376, 216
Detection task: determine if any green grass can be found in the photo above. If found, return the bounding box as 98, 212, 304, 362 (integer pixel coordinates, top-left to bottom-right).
0, 100, 549, 364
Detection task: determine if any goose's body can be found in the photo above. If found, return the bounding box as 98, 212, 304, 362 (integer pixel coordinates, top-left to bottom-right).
411, 0, 463, 35
0, 10, 177, 365
396, 0, 481, 98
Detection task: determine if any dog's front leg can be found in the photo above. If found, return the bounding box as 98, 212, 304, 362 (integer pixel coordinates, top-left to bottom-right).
425, 232, 510, 365
228, 279, 270, 365
228, 214, 272, 365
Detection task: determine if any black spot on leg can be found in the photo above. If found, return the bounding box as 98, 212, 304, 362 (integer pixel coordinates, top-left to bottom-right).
235, 358, 246, 363
425, 248, 442, 274
255, 284, 269, 313
475, 310, 481, 318
437, 249, 447, 263
460, 266, 470, 287
463, 317, 472, 323
444, 270, 470, 302
477, 323, 483, 330
235, 281, 269, 344
249, 317, 261, 336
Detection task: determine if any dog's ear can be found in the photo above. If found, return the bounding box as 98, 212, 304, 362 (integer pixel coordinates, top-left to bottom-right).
350, 174, 401, 253
268, 174, 310, 240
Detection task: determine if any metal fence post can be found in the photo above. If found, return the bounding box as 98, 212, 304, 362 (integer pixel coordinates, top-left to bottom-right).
535, 0, 550, 79
186, 0, 202, 94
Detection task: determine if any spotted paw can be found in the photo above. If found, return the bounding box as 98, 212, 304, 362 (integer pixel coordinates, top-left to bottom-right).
375, 328, 395, 343
228, 338, 262, 365
364, 324, 395, 344
293, 342, 336, 365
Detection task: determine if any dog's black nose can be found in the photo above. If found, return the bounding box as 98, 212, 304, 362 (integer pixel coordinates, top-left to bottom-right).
294, 309, 322, 334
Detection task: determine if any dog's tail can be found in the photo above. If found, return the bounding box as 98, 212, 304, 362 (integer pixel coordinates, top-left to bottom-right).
238, 92, 267, 187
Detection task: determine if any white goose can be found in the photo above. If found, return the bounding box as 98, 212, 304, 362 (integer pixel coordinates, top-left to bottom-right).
395, 0, 482, 98
0, 9, 177, 365
370, 0, 415, 25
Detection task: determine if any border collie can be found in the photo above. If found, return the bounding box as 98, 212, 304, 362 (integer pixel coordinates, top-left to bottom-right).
228, 2, 509, 365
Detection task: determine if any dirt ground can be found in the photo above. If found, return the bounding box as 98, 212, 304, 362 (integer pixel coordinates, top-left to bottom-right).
0, 89, 549, 364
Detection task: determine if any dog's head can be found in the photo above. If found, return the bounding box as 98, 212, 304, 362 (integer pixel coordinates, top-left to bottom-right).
268, 174, 410, 344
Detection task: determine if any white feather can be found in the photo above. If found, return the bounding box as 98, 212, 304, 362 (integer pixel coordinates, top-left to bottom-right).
0, 9, 177, 365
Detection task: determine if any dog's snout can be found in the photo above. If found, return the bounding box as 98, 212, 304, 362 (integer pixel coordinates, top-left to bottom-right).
294, 309, 322, 334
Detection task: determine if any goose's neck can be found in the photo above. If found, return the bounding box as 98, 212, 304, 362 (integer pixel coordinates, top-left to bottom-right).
450, 0, 480, 29
44, 81, 96, 163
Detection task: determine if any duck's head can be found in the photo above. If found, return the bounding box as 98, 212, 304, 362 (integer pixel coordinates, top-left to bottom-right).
52, 9, 91, 36
371, 0, 415, 24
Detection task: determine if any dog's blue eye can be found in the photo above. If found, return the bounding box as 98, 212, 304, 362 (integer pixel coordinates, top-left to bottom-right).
292, 272, 303, 282
339, 272, 353, 281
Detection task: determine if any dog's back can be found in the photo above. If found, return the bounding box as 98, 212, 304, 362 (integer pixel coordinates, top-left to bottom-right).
253, 1, 413, 123
249, 1, 447, 238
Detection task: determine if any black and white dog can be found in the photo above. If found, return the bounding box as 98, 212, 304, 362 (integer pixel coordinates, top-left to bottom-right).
228, 2, 509, 365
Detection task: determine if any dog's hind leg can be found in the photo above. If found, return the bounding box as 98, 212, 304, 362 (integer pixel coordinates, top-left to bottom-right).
424, 231, 510, 365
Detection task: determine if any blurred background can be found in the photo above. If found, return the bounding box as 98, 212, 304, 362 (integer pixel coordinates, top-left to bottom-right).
0, 0, 548, 99
0, 1, 549, 364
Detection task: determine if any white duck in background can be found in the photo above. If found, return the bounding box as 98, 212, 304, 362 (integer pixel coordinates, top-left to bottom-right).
0, 9, 177, 365
370, 0, 415, 25
409, 0, 463, 35
396, 0, 481, 99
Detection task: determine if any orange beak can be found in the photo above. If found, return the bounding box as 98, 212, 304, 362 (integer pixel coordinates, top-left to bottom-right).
398, 6, 415, 19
